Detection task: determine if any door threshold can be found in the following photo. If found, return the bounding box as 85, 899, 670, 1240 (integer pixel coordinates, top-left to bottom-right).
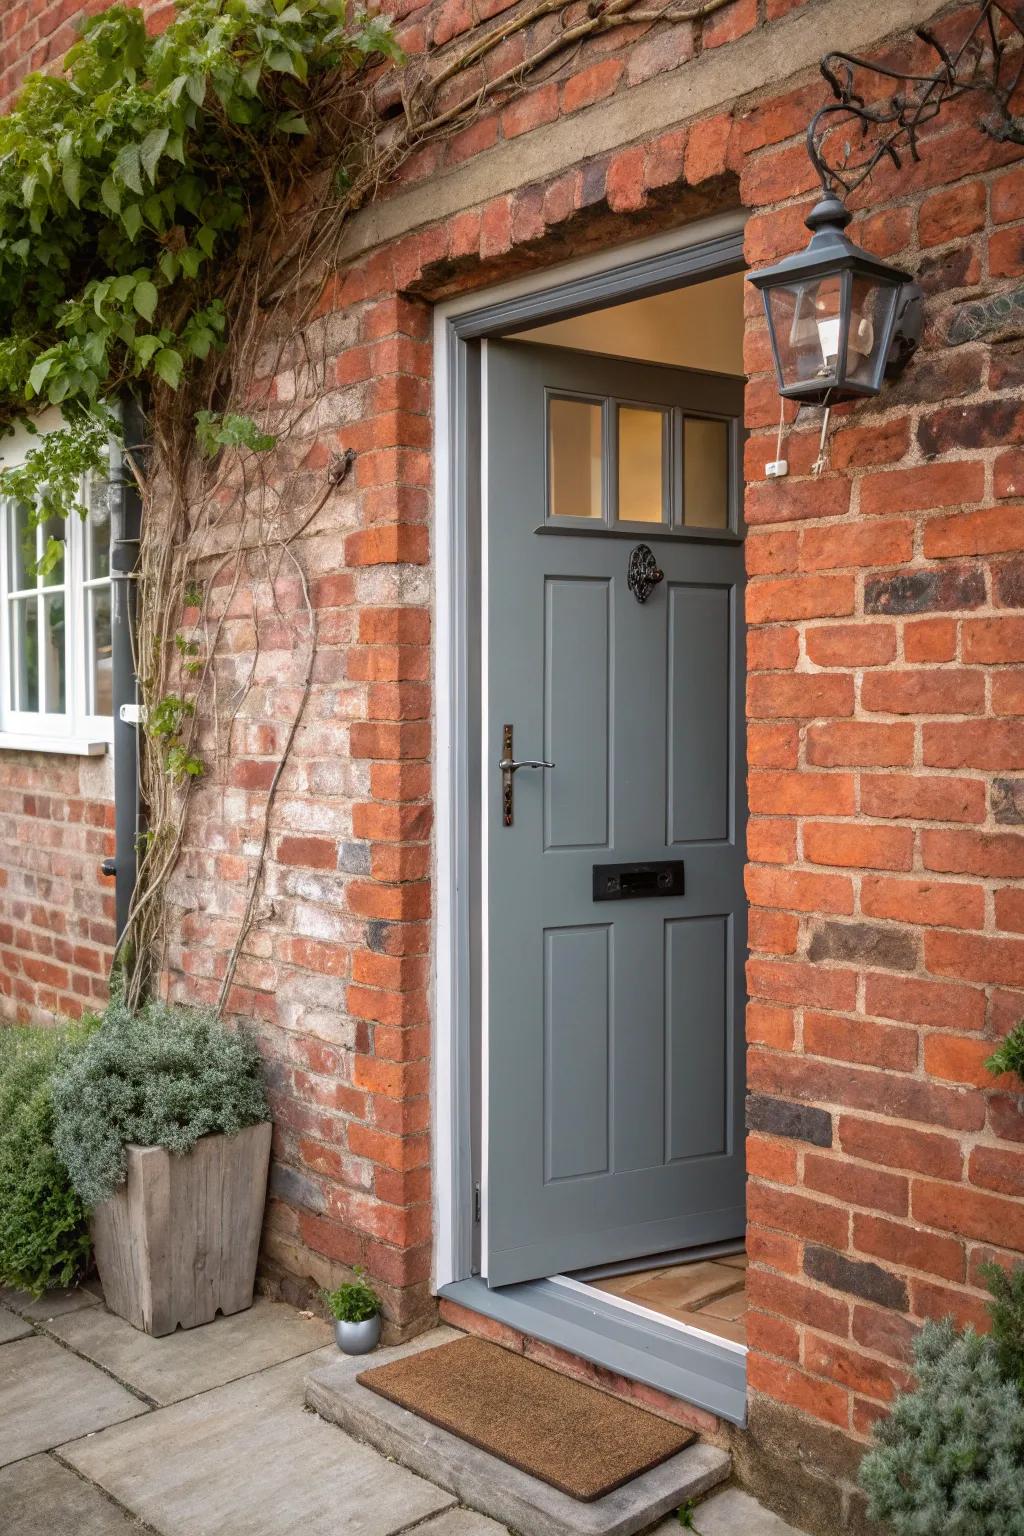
439, 1274, 747, 1427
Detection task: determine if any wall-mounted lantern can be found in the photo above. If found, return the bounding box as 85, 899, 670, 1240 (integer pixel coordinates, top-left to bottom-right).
748, 194, 923, 407
748, 2, 1023, 409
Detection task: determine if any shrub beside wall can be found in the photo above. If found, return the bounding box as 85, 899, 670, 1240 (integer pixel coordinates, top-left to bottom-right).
0, 1024, 93, 1295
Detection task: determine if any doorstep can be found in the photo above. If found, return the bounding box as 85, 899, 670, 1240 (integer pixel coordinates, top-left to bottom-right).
305, 1328, 731, 1536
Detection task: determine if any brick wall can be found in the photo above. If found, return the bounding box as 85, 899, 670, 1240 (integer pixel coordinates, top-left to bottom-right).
0, 752, 115, 1024
1, 5, 1023, 1529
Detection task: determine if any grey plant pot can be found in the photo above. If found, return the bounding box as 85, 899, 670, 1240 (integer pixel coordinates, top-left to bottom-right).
334, 1314, 381, 1355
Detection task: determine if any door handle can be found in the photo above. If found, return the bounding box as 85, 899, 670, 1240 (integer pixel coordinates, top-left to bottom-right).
500, 724, 554, 826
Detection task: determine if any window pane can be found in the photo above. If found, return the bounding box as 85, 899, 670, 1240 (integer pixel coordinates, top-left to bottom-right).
9, 501, 32, 592
88, 476, 112, 580
684, 417, 730, 529
10, 596, 38, 712
548, 398, 602, 519
89, 587, 113, 716
618, 407, 665, 524
41, 513, 65, 588
42, 593, 66, 713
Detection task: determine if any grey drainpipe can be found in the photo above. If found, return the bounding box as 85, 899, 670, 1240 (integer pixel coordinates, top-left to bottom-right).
103, 398, 145, 940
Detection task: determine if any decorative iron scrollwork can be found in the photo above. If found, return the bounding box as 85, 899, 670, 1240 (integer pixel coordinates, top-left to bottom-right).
626, 543, 664, 604
808, 3, 1024, 200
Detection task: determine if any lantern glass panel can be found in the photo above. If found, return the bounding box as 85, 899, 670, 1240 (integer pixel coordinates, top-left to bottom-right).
845, 274, 899, 393
765, 274, 843, 393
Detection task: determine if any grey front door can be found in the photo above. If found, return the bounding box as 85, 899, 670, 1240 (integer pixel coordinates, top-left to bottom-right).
484, 339, 747, 1288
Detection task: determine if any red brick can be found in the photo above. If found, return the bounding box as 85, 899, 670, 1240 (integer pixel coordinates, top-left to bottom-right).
803, 1151, 908, 1216
800, 520, 912, 572
922, 829, 1024, 879
864, 971, 986, 1031
995, 449, 1024, 500
748, 673, 854, 719
903, 618, 958, 663
803, 1333, 909, 1404
806, 722, 912, 768
912, 1178, 1024, 1251
747, 1003, 796, 1049
924, 720, 1024, 770
962, 617, 1024, 663
860, 462, 986, 516
861, 669, 985, 716
804, 624, 896, 668
749, 1047, 986, 1133
747, 574, 855, 624
804, 822, 914, 872
838, 1116, 963, 1181
748, 959, 858, 1013
745, 479, 851, 527
561, 58, 623, 113
990, 227, 1024, 278
746, 865, 854, 915
804, 1011, 918, 1074
861, 876, 985, 930
925, 504, 1024, 558
925, 930, 1024, 990
747, 1357, 849, 1429
748, 1132, 799, 1183
919, 181, 986, 246
993, 164, 1024, 223
275, 835, 336, 871
749, 771, 855, 817
853, 1213, 964, 1282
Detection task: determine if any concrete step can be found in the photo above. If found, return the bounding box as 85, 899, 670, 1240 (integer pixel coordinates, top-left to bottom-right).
305, 1327, 731, 1536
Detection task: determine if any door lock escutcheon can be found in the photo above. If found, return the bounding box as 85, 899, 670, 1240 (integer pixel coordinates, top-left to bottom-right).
499, 724, 554, 827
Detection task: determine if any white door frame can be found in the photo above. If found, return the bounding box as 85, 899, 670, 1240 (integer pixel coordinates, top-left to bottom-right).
432, 209, 748, 1290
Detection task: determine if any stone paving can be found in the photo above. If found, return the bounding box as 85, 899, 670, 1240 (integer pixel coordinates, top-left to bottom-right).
0, 1285, 806, 1536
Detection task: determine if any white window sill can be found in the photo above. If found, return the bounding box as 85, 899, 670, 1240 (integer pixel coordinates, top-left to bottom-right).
0, 733, 110, 756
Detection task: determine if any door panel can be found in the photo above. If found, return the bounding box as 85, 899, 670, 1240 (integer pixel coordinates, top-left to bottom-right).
484, 339, 746, 1288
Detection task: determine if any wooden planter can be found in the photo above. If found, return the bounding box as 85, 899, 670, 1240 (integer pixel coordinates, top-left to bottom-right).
91, 1121, 273, 1336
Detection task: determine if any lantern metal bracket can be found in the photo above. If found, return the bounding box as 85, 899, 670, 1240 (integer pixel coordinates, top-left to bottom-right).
808, 1, 1024, 199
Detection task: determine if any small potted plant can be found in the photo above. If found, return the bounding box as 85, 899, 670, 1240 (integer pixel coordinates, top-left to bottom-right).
323, 1268, 382, 1355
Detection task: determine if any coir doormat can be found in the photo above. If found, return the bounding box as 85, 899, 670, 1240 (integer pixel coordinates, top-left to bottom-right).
357, 1335, 695, 1502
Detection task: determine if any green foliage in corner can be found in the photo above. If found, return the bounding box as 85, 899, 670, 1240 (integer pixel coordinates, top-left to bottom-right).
986, 1020, 1024, 1088
859, 1320, 1024, 1536
983, 1261, 1024, 1398
51, 996, 270, 1206
0, 1023, 95, 1296
0, 0, 401, 533
322, 1267, 380, 1322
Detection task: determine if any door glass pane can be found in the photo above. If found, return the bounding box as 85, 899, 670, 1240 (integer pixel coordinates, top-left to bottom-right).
618, 407, 665, 524
548, 397, 602, 519
88, 476, 111, 579
10, 597, 38, 712
89, 587, 113, 716
684, 417, 730, 529
9, 501, 32, 592
42, 593, 66, 713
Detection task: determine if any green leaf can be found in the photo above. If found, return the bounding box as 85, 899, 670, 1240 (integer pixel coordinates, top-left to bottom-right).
114, 144, 143, 195
276, 112, 309, 135
122, 204, 143, 241
185, 71, 206, 106
154, 348, 183, 389
140, 127, 169, 183
61, 157, 82, 207
28, 358, 55, 395
100, 177, 121, 214
133, 282, 158, 322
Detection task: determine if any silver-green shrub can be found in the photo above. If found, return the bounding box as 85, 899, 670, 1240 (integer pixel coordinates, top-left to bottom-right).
51, 998, 270, 1207
859, 1320, 1024, 1536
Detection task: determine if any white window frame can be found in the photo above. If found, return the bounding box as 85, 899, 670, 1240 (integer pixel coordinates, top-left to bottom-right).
0, 415, 114, 755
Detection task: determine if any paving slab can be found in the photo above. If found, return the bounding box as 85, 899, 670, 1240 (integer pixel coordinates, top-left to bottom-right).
415, 1511, 510, 1536
46, 1297, 332, 1405
62, 1347, 456, 1536
0, 1454, 146, 1536
306, 1329, 731, 1536
0, 1306, 33, 1345
651, 1486, 809, 1536
1, 1283, 103, 1322
0, 1335, 147, 1467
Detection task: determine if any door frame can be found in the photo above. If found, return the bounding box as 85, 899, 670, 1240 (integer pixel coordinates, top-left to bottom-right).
432, 210, 749, 1420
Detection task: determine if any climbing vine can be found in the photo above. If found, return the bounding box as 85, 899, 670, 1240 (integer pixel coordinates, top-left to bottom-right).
0, 0, 734, 1009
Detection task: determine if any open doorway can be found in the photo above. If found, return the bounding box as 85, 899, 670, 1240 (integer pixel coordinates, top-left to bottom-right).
434, 214, 750, 1423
